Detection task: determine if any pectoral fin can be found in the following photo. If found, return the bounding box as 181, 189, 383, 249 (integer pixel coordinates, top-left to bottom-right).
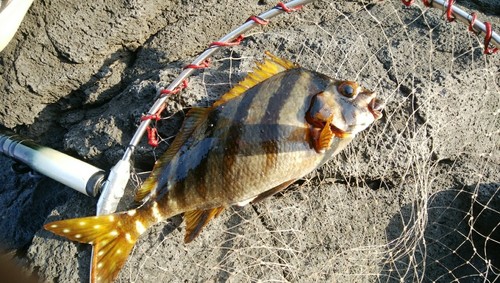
318, 117, 334, 152
310, 116, 334, 153
251, 179, 296, 204
184, 207, 225, 243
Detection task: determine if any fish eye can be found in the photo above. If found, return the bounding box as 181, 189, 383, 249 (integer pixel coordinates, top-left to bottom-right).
338, 82, 358, 98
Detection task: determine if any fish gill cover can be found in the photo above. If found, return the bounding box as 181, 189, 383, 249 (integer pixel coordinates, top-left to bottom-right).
0, 0, 498, 282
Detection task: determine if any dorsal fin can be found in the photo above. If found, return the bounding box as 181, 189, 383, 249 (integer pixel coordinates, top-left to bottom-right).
213, 51, 299, 107
184, 207, 225, 243
135, 107, 211, 202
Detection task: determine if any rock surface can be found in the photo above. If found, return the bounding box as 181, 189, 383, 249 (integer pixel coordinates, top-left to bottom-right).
0, 0, 498, 282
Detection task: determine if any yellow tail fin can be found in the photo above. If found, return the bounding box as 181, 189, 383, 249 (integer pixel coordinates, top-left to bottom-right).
44, 211, 148, 283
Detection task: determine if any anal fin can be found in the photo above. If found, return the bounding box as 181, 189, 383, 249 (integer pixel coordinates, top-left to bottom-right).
184, 207, 225, 243
251, 179, 296, 204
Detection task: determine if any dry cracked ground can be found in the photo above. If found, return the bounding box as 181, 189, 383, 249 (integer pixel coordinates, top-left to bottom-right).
0, 0, 499, 282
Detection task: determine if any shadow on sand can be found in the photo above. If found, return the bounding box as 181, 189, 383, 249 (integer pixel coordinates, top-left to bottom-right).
380, 182, 499, 282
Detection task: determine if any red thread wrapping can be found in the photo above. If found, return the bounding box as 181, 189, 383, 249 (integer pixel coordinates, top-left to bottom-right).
445, 0, 455, 22
400, 1, 497, 55
184, 59, 211, 70
467, 12, 481, 35
401, 0, 414, 7
140, 114, 161, 122
276, 2, 302, 13
246, 15, 269, 25
210, 34, 245, 47
146, 126, 159, 147
483, 22, 499, 54
468, 12, 477, 32
143, 80, 189, 147
160, 79, 189, 97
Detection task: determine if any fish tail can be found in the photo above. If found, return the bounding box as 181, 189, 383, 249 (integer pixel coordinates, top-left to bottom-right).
44, 209, 152, 283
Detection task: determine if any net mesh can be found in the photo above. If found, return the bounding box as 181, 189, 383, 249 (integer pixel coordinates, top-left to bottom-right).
123, 1, 498, 282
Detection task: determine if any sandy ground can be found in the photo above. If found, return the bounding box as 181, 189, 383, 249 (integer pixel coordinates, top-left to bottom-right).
0, 0, 499, 282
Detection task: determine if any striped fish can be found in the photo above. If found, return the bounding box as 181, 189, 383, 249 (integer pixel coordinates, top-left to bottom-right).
44, 52, 384, 283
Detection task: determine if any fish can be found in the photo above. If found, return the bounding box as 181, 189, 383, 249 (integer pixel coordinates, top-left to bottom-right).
43, 52, 384, 283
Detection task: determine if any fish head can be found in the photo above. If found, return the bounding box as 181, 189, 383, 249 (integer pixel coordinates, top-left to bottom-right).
307, 80, 384, 136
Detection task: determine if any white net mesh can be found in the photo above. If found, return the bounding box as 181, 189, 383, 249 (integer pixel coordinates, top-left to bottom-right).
109, 1, 499, 282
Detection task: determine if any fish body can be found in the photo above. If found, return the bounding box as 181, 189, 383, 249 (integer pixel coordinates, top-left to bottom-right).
150, 68, 345, 212
44, 53, 384, 282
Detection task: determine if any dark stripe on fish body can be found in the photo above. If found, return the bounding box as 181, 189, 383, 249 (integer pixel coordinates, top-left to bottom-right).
193, 109, 221, 199
258, 68, 328, 172
203, 108, 221, 137
221, 85, 260, 176
164, 181, 188, 211
258, 70, 300, 172
260, 70, 306, 124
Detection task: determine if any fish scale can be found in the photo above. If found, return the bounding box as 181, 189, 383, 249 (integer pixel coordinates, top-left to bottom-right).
44, 52, 384, 283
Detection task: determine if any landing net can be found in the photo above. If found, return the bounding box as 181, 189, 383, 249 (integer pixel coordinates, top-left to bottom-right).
120, 1, 500, 282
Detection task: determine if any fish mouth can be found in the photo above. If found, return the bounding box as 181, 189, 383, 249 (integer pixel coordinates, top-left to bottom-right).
368, 98, 384, 120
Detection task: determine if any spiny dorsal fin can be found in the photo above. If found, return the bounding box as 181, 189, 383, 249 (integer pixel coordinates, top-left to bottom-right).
135, 107, 211, 202
184, 207, 225, 243
213, 51, 299, 107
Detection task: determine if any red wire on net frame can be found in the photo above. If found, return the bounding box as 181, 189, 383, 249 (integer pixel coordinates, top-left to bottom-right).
209, 13, 271, 48
445, 0, 455, 22
146, 126, 159, 147
210, 34, 245, 47
247, 15, 270, 25
142, 79, 188, 147
401, 0, 414, 7
484, 22, 499, 54
400, 0, 498, 55
184, 58, 212, 70
159, 79, 189, 97
468, 12, 479, 34
276, 1, 302, 12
